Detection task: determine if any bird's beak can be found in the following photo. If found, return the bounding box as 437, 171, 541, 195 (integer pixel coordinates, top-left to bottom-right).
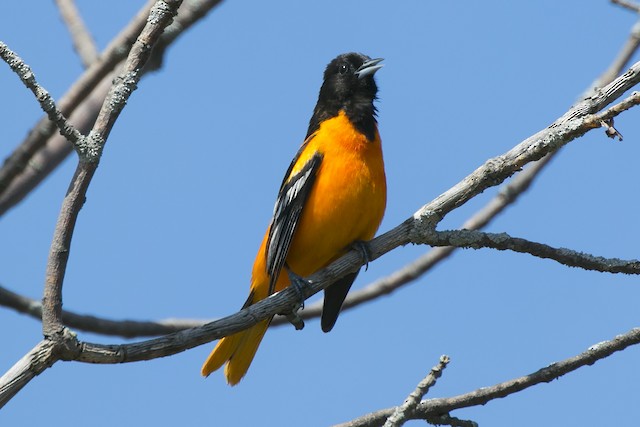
356, 58, 384, 79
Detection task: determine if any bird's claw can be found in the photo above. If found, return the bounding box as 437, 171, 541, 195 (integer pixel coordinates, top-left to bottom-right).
285, 303, 305, 330
352, 240, 372, 271
282, 269, 311, 330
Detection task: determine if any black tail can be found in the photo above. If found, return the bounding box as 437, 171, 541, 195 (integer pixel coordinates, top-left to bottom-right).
321, 271, 359, 332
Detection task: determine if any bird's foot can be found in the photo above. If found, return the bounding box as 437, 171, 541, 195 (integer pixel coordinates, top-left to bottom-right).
352, 240, 372, 271
282, 269, 311, 330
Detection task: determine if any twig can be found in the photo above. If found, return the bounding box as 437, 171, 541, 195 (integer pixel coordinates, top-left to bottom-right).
336, 328, 640, 427
0, 74, 112, 215
3, 0, 182, 400
611, 0, 640, 13
42, 0, 183, 340
0, 42, 84, 148
424, 229, 640, 274
595, 90, 640, 121
383, 355, 450, 427
583, 20, 640, 96
0, 42, 116, 160
424, 414, 478, 427
0, 340, 57, 408
408, 58, 640, 226
0, 284, 204, 337
55, 0, 99, 67
0, 0, 155, 199
0, 0, 224, 215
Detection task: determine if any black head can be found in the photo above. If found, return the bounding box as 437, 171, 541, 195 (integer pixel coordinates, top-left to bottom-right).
306, 53, 383, 141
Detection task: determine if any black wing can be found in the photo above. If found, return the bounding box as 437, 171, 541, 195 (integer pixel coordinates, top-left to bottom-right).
265, 139, 323, 295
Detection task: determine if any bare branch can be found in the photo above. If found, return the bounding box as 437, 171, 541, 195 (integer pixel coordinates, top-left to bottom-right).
42, 163, 97, 336
611, 0, 640, 13
0, 57, 637, 382
5, 72, 638, 342
425, 229, 640, 274
42, 0, 184, 338
0, 42, 84, 147
337, 328, 640, 427
23, 68, 640, 357
0, 1, 185, 407
3, 59, 640, 344
407, 58, 640, 230
384, 355, 450, 427
313, 16, 640, 331
0, 74, 112, 215
0, 0, 155, 200
0, 284, 204, 337
0, 0, 224, 216
424, 414, 478, 427
55, 0, 99, 67
278, 153, 556, 328
584, 21, 640, 95
0, 340, 56, 409
596, 89, 640, 121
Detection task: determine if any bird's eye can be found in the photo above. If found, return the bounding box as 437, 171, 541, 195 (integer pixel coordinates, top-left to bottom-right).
338, 63, 348, 75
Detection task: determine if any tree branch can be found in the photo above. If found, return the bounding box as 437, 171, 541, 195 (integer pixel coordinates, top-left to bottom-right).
0, 284, 204, 337
1, 67, 640, 340
55, 0, 99, 67
0, 73, 112, 216
0, 0, 155, 199
423, 414, 478, 427
281, 151, 556, 328
42, 0, 183, 336
0, 0, 185, 409
0, 340, 57, 408
405, 59, 640, 236
315, 14, 640, 332
0, 42, 84, 148
0, 16, 637, 418
611, 0, 640, 13
0, 0, 224, 216
337, 328, 640, 427
384, 355, 451, 427
425, 229, 640, 274
14, 62, 639, 363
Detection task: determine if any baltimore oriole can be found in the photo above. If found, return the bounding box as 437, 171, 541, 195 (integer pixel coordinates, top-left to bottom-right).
201, 52, 386, 385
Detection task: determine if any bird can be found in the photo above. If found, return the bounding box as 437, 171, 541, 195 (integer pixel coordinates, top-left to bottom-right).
201, 52, 387, 385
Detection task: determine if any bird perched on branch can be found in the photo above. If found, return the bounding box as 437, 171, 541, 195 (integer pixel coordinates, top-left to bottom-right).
201, 52, 387, 385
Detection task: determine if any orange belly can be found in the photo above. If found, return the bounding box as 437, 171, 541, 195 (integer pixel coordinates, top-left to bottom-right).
253, 110, 386, 292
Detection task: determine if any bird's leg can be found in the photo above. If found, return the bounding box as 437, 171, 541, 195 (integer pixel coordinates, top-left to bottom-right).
351, 240, 372, 271
281, 267, 311, 331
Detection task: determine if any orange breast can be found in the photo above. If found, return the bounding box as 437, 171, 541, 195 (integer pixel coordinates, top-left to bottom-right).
284, 111, 386, 279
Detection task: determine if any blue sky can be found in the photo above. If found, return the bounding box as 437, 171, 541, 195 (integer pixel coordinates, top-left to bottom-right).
1, 1, 640, 426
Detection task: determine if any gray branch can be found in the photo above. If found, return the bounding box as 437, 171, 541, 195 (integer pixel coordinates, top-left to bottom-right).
2, 61, 640, 341
383, 355, 451, 427
336, 328, 640, 427
0, 0, 224, 215
0, 0, 184, 410
16, 57, 640, 367
0, 42, 84, 148
425, 229, 640, 274
55, 0, 99, 67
